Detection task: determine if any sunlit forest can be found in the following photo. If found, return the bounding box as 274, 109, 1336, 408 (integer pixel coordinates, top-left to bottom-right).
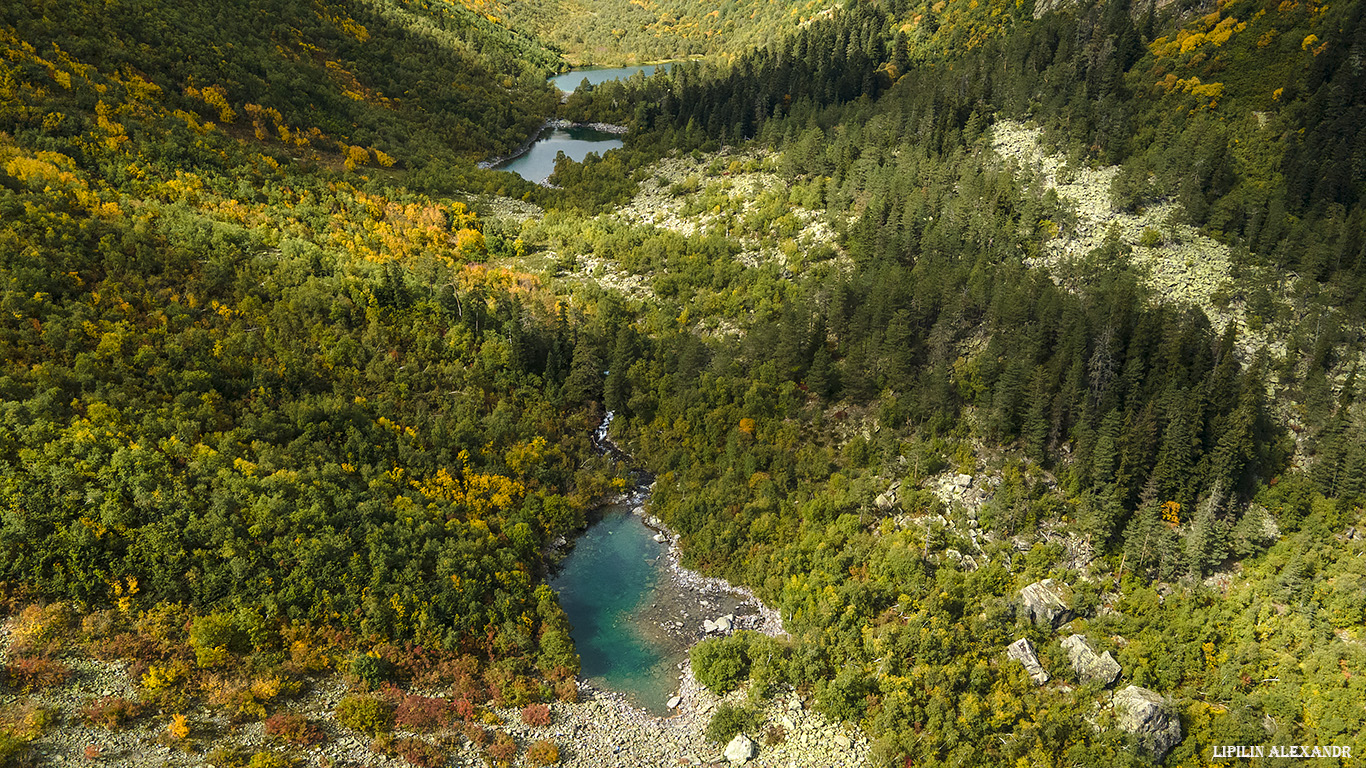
1, 0, 1364, 765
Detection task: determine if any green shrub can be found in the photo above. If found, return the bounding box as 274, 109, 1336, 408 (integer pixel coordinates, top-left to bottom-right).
0, 731, 31, 767
690, 633, 753, 694
350, 655, 392, 689
206, 745, 252, 768
190, 613, 247, 668
335, 695, 394, 736
704, 704, 756, 744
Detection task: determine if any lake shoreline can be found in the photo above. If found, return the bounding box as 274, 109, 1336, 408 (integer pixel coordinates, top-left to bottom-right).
523, 415, 870, 766
478, 119, 630, 174
563, 414, 785, 707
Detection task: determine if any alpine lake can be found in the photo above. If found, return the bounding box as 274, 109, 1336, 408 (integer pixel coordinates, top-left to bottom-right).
493, 64, 674, 184
549, 502, 680, 715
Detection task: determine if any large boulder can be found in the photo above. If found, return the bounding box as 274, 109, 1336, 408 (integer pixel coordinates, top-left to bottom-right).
1062, 634, 1121, 686
724, 734, 757, 764
1020, 579, 1073, 628
1114, 685, 1182, 759
1006, 638, 1050, 685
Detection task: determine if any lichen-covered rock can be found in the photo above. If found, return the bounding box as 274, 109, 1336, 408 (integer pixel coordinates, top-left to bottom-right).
1020, 579, 1073, 628
724, 734, 757, 763
1062, 634, 1121, 686
1114, 685, 1182, 759
1006, 638, 1050, 684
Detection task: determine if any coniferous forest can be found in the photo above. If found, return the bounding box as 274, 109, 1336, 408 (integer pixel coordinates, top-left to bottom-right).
1, 0, 1364, 766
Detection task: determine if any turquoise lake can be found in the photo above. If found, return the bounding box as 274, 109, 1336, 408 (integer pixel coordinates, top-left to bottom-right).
550, 505, 680, 714
549, 63, 674, 93
493, 125, 622, 185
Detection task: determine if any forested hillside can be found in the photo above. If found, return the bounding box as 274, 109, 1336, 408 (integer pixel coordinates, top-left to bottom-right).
1, 0, 561, 171
498, 0, 837, 66
2, 0, 1365, 766
0, 2, 631, 765
529, 0, 1366, 764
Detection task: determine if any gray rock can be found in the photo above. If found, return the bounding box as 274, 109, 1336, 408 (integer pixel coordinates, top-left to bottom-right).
653, 533, 667, 543
715, 614, 734, 632
834, 732, 852, 749
874, 490, 898, 510
667, 695, 681, 709
1020, 579, 1073, 628
703, 619, 717, 633
1006, 638, 1050, 684
1061, 634, 1121, 686
724, 734, 757, 763
1114, 685, 1182, 759
954, 473, 973, 488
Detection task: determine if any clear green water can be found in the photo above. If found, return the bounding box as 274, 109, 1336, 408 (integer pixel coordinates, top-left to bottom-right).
551, 506, 678, 714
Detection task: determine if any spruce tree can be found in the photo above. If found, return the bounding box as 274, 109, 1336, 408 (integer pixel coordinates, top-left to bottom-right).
564, 338, 605, 406
807, 344, 835, 400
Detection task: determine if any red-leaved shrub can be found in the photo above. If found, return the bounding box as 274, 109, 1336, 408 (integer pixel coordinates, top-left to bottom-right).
4, 655, 73, 691
390, 737, 446, 768
520, 703, 551, 727
264, 712, 325, 745
414, 655, 485, 703
462, 723, 489, 746
80, 697, 144, 729
486, 732, 517, 766
393, 695, 453, 732
452, 697, 476, 721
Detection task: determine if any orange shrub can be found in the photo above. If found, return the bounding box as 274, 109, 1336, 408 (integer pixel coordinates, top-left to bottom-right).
80, 697, 144, 729
527, 740, 560, 766
554, 680, 578, 703
4, 656, 72, 691
264, 712, 325, 745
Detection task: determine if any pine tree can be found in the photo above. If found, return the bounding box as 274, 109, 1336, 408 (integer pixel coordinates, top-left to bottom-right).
564, 338, 604, 406
807, 344, 835, 400
605, 326, 638, 414
1152, 390, 1198, 507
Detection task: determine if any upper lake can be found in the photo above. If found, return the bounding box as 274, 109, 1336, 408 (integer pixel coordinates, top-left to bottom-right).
550, 63, 674, 93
